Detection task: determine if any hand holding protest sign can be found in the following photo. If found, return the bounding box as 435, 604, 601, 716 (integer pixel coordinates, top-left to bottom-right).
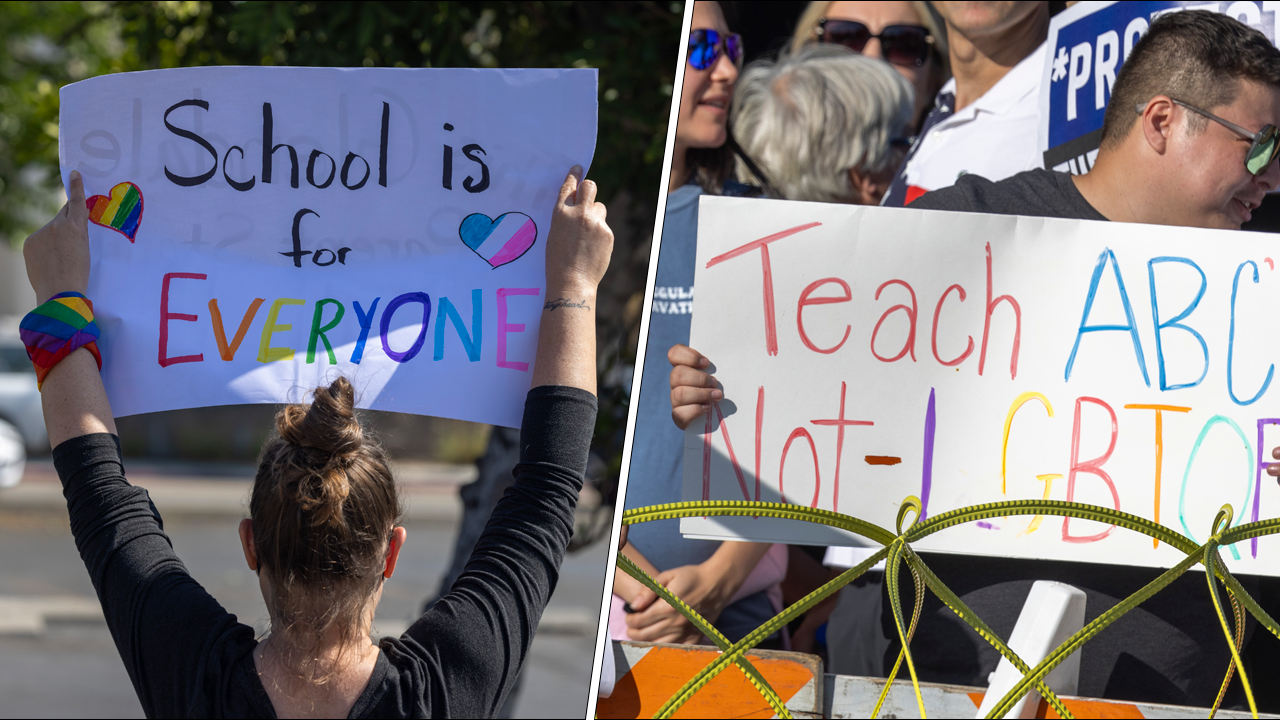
546, 166, 611, 299
23, 171, 92, 304
682, 196, 1280, 574
58, 66, 597, 427
668, 343, 721, 429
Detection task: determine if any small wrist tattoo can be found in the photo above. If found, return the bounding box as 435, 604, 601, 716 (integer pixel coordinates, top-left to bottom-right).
544, 297, 591, 311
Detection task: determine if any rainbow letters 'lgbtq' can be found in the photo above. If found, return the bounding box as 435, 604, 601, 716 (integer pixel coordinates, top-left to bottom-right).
20, 292, 103, 390
86, 181, 144, 242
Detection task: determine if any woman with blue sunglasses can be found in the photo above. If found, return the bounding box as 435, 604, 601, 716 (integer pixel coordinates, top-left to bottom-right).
667, 1, 742, 194
612, 0, 789, 651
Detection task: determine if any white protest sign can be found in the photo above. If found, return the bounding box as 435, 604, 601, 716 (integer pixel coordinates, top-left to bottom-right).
683, 196, 1280, 574
58, 67, 597, 427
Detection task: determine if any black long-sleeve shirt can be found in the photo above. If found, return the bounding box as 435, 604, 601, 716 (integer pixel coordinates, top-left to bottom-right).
53, 385, 596, 718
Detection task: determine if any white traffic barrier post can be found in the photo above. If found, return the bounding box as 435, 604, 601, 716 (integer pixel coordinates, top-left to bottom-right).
975, 580, 1086, 719
598, 637, 617, 698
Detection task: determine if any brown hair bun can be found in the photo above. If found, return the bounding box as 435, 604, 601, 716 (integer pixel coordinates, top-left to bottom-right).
249, 376, 402, 676
277, 377, 363, 458
274, 378, 363, 527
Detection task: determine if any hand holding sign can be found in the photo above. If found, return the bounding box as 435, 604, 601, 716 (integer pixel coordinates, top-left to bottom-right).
545, 165, 612, 296
24, 170, 91, 304
668, 343, 720, 430
528, 167, 614, 394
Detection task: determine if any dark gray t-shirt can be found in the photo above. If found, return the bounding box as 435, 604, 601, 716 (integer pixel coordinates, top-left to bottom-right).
909, 167, 1108, 221
892, 169, 1257, 708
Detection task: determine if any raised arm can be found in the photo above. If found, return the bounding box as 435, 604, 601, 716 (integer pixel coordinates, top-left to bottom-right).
405, 166, 613, 716
23, 171, 117, 445
24, 171, 251, 717
532, 164, 613, 393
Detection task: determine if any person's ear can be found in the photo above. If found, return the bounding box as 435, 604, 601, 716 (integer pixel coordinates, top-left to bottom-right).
238, 518, 258, 572
384, 526, 408, 579
1140, 96, 1176, 156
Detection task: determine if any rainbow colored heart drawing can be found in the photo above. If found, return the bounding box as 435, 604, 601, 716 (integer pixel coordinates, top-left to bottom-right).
86, 181, 144, 242
459, 212, 537, 269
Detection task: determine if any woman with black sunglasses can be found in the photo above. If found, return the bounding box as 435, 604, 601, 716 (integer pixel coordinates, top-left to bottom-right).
611, 0, 790, 651
792, 1, 950, 132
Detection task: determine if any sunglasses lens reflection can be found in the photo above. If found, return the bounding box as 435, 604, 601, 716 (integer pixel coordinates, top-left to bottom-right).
688, 29, 742, 70
881, 26, 931, 67
1248, 129, 1278, 175
688, 29, 716, 70
823, 21, 871, 53
725, 33, 743, 64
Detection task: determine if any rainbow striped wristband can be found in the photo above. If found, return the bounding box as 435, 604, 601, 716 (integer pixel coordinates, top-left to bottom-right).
20, 292, 103, 390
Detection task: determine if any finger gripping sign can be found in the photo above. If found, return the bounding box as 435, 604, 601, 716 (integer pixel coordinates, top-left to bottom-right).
59, 67, 597, 427
684, 196, 1280, 574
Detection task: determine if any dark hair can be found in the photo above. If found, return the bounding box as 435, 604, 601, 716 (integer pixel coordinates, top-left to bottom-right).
1101, 10, 1280, 150
684, 1, 739, 193
685, 145, 736, 194
249, 376, 402, 682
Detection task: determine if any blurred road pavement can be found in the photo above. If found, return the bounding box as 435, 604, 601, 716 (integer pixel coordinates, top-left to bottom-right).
0, 459, 608, 719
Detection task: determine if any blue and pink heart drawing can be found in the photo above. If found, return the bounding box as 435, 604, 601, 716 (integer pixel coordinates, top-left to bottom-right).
458, 212, 537, 269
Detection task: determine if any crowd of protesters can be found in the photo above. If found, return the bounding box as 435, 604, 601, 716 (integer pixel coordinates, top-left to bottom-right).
619, 0, 1280, 710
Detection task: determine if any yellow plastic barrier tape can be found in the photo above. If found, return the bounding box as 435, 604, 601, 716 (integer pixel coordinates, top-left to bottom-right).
615, 553, 791, 718
612, 497, 1280, 720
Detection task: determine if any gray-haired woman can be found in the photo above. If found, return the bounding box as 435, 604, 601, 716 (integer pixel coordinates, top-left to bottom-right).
724, 41, 916, 669
732, 43, 915, 205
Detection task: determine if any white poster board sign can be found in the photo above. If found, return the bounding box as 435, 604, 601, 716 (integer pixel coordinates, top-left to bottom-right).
683, 196, 1280, 574
58, 67, 597, 427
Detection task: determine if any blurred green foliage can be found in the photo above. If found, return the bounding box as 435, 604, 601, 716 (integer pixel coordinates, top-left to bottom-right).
2, 1, 680, 492
0, 1, 129, 241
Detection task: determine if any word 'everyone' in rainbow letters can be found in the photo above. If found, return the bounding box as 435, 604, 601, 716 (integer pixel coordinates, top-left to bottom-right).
156, 273, 541, 372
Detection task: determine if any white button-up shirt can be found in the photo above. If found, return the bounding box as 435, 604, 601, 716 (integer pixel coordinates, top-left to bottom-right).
889, 41, 1047, 205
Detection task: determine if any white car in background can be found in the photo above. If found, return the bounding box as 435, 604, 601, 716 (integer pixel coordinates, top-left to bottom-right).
0, 316, 45, 487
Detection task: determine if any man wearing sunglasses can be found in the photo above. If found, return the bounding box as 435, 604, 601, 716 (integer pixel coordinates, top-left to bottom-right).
913, 11, 1280, 229
881, 1, 1051, 207
899, 10, 1280, 705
